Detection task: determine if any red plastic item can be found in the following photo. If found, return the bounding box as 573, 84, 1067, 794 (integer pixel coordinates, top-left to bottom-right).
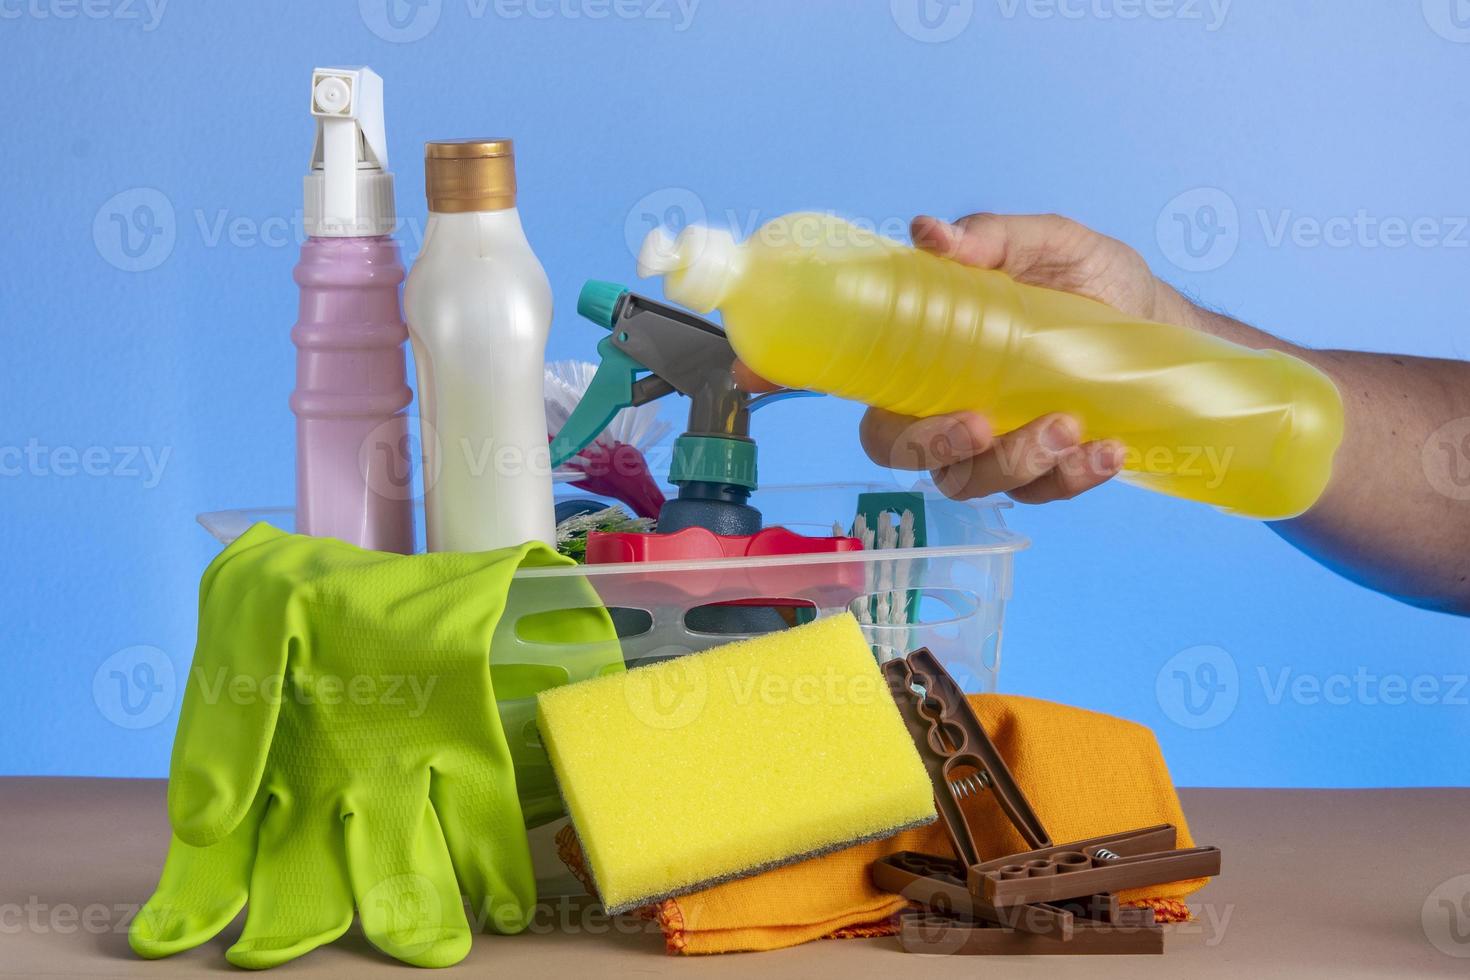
584, 525, 866, 609
586, 525, 860, 564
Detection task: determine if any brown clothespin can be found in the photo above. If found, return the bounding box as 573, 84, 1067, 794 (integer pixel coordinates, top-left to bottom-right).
872, 648, 1220, 955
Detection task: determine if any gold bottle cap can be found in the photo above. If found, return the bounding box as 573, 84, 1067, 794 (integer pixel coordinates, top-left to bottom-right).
424, 138, 517, 213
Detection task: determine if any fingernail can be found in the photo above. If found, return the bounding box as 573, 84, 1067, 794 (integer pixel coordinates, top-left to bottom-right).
1091, 441, 1125, 472
908, 418, 960, 466
1041, 417, 1079, 452
917, 215, 959, 239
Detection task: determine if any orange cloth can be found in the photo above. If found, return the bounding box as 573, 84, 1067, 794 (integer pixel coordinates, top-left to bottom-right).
555, 693, 1209, 955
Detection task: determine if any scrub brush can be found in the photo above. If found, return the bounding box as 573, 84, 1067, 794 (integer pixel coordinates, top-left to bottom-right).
546, 360, 670, 520
554, 504, 653, 563
847, 491, 928, 661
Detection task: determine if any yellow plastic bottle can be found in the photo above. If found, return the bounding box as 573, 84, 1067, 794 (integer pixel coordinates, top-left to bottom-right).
636, 212, 1343, 519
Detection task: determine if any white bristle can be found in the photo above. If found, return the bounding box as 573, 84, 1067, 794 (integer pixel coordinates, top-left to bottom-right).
858, 509, 920, 637
898, 509, 915, 548
544, 360, 672, 455
877, 516, 898, 551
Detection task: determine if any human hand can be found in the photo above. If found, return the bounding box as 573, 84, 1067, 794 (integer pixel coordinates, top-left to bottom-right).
736, 212, 1199, 503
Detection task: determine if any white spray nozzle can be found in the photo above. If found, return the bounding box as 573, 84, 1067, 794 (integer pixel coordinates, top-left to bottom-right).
305, 66, 395, 237
636, 225, 740, 312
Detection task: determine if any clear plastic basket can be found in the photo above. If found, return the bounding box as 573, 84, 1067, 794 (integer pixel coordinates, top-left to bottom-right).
198, 482, 1027, 826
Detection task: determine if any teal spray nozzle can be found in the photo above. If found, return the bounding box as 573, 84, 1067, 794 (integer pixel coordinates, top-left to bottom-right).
551, 281, 810, 534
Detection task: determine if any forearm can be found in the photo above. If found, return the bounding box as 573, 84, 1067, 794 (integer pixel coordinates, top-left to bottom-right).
1161, 284, 1470, 613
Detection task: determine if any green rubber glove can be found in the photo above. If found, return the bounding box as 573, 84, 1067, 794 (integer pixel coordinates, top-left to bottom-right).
129, 523, 616, 969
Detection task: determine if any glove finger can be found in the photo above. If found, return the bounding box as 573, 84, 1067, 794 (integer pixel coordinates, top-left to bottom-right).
129, 794, 264, 959
345, 785, 472, 968
170, 525, 298, 846
225, 793, 354, 970
431, 764, 536, 934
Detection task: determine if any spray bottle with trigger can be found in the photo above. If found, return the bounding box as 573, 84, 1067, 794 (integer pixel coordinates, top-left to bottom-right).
551, 281, 857, 636
291, 66, 414, 552
551, 281, 784, 535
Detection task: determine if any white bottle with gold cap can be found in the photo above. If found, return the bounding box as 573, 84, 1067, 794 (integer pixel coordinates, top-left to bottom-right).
405, 138, 556, 551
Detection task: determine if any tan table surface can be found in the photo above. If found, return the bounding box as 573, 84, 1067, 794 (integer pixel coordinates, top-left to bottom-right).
2, 778, 1468, 978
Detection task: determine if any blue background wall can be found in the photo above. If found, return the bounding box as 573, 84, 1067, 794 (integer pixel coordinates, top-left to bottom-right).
3, 0, 1467, 785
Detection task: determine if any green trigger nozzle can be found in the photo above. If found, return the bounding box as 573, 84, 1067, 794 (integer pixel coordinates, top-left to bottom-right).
577, 280, 629, 330
551, 281, 803, 479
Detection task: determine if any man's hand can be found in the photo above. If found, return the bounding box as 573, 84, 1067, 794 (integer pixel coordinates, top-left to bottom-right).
737, 212, 1199, 503
741, 209, 1470, 612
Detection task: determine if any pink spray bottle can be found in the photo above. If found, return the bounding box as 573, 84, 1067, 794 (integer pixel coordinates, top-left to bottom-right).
291, 66, 414, 552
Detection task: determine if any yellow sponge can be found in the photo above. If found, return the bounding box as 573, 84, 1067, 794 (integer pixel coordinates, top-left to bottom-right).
536, 613, 936, 913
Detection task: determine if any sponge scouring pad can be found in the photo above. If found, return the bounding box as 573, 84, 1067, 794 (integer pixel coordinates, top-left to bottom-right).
536, 612, 936, 914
